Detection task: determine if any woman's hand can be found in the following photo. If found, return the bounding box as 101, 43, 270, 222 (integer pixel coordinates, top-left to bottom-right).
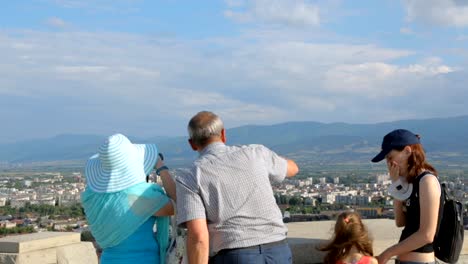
387, 160, 399, 182
154, 153, 177, 201
155, 154, 165, 170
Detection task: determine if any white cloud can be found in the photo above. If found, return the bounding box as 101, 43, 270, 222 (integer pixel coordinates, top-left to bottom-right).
54, 65, 160, 81
46, 17, 67, 28
225, 0, 320, 27
45, 0, 141, 14
224, 10, 252, 23
403, 0, 468, 27
225, 0, 245, 8
290, 96, 337, 112
55, 65, 107, 74
400, 27, 413, 35
48, 0, 87, 8
322, 59, 455, 98
257, 42, 413, 64
0, 28, 466, 141
168, 89, 289, 124
456, 35, 468, 41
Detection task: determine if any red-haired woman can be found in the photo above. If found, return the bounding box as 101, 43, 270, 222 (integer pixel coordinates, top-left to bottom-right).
319, 211, 378, 264
372, 129, 440, 264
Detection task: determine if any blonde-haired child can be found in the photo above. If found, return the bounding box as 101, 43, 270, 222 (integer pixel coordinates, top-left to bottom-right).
319, 211, 378, 264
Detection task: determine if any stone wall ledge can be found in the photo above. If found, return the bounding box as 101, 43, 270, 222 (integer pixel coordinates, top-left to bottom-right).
0, 232, 97, 264
0, 220, 466, 264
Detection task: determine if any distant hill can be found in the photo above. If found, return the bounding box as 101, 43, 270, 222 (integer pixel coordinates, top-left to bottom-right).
1, 116, 468, 166
0, 134, 105, 163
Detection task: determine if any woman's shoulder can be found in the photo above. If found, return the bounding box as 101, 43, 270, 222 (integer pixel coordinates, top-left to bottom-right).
418, 172, 441, 195
419, 172, 438, 182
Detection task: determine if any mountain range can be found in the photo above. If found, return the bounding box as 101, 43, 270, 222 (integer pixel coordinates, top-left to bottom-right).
1, 115, 468, 166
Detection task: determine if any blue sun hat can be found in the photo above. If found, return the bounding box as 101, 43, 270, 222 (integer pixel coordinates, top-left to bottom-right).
85, 133, 158, 193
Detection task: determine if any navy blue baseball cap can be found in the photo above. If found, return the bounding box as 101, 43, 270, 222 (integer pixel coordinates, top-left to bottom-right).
371, 129, 420, 163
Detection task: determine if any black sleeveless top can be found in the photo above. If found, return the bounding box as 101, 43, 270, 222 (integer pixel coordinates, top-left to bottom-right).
399, 171, 442, 253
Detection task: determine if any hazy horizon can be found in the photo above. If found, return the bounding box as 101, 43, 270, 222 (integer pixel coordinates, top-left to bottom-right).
2, 114, 467, 144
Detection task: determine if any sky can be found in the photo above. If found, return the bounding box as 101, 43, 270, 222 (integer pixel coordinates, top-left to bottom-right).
1, 0, 468, 143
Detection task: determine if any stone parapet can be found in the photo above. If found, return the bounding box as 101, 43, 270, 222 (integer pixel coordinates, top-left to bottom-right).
0, 221, 466, 264
0, 232, 97, 264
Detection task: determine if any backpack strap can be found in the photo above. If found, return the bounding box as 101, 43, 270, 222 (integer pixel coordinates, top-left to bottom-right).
435, 182, 447, 236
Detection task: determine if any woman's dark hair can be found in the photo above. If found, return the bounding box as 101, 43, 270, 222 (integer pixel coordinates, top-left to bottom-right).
318, 211, 373, 264
393, 141, 438, 183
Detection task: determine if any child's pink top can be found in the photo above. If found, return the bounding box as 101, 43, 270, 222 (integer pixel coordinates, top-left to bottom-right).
336, 255, 373, 264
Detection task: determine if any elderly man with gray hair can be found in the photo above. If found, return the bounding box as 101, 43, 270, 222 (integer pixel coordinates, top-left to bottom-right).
176, 111, 299, 264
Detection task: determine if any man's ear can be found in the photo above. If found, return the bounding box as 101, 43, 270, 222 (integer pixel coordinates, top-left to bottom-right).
220, 129, 226, 143
188, 139, 198, 151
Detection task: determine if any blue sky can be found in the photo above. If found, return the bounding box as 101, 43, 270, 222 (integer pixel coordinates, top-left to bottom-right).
1, 0, 468, 143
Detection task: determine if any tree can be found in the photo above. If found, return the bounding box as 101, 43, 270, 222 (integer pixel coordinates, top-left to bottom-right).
0, 226, 35, 237
81, 230, 96, 242
288, 197, 300, 206
274, 194, 280, 204
279, 195, 289, 205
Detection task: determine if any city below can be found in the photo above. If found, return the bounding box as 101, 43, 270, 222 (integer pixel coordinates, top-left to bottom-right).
0, 167, 467, 238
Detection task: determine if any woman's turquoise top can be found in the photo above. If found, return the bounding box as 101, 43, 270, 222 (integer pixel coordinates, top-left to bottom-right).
81, 182, 170, 264
100, 216, 160, 264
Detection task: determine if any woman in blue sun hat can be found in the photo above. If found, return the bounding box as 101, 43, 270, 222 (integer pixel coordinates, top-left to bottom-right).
81, 133, 176, 264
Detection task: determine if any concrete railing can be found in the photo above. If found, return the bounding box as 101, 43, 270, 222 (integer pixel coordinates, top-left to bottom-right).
0, 232, 97, 264
0, 220, 466, 264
